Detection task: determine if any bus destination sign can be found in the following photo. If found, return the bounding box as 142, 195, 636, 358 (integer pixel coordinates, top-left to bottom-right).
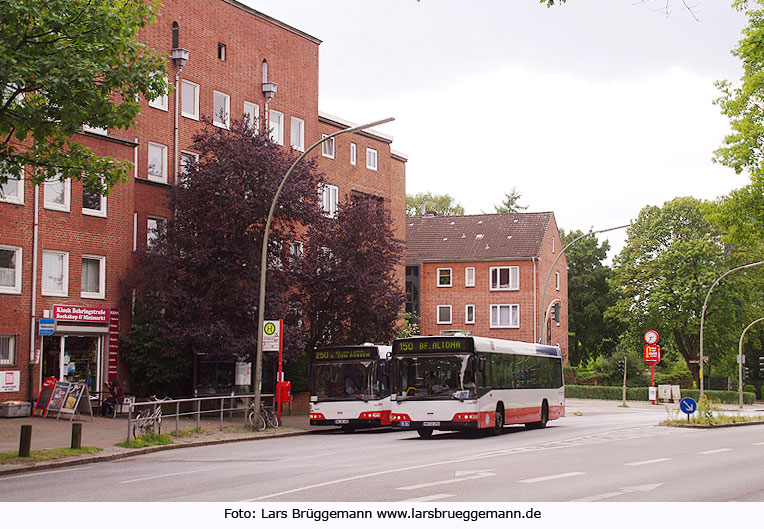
394, 337, 472, 355
312, 347, 375, 362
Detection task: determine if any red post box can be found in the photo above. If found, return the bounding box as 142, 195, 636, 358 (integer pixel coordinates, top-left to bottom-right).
276, 380, 292, 403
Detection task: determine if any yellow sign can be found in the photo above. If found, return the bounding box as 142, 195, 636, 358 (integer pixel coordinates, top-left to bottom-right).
264, 322, 276, 335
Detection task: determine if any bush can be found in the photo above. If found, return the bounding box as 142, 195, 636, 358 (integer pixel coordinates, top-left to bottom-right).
744, 384, 756, 395
565, 385, 755, 405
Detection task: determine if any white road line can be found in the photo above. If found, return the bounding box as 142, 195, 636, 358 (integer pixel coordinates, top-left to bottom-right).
571, 491, 625, 502
752, 442, 764, 446
397, 470, 497, 491
625, 457, 671, 466
399, 494, 454, 502
119, 469, 207, 484
698, 448, 732, 455
518, 472, 585, 483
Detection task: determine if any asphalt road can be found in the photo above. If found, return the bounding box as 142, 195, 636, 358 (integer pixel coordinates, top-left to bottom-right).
2, 404, 763, 502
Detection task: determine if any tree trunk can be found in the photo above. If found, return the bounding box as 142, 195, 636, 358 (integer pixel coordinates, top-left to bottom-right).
673, 329, 700, 388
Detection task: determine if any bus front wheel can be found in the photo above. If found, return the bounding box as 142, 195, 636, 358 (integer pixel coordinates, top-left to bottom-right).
417, 427, 433, 438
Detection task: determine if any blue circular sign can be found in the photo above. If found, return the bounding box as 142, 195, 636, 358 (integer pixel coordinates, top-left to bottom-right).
680, 397, 697, 415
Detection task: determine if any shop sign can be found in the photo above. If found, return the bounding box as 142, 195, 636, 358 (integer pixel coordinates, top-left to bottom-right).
108, 309, 119, 376
643, 344, 661, 365
53, 305, 109, 323
0, 371, 20, 392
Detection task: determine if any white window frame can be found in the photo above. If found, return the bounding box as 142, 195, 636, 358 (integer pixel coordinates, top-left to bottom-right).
321, 134, 335, 159
0, 334, 15, 366
269, 109, 284, 145
350, 143, 357, 166
213, 90, 230, 129
148, 73, 168, 111
490, 304, 520, 329
82, 183, 107, 218
437, 305, 452, 325
147, 142, 168, 183
437, 268, 452, 287
465, 304, 475, 325
181, 80, 200, 120
290, 117, 305, 151
289, 240, 304, 270
147, 216, 165, 247
366, 147, 378, 171
555, 271, 560, 291
0, 167, 23, 205
243, 101, 259, 132
43, 176, 70, 212
179, 151, 199, 180
320, 183, 339, 218
41, 250, 69, 297
81, 254, 106, 299
82, 124, 108, 136
490, 266, 519, 291
465, 267, 475, 287
0, 245, 22, 295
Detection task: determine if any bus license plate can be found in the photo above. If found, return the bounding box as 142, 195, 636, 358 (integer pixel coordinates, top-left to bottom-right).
423, 421, 440, 427
335, 419, 349, 424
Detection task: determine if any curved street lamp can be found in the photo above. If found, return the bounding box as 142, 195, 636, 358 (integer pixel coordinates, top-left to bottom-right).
251, 117, 395, 426
738, 317, 764, 408
699, 260, 764, 399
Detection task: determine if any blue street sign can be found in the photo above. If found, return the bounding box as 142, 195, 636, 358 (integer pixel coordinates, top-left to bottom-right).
679, 397, 697, 415
38, 318, 56, 336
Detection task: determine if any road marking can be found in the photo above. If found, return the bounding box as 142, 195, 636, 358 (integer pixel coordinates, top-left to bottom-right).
119, 469, 207, 484
397, 470, 497, 491
625, 457, 671, 466
698, 448, 732, 455
399, 494, 454, 502
571, 482, 664, 502
518, 472, 585, 483
752, 442, 764, 446
0, 467, 81, 481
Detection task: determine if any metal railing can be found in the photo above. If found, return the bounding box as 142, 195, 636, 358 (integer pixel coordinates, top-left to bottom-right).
126, 393, 275, 441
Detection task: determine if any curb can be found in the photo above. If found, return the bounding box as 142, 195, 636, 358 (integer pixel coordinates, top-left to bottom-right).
660, 420, 764, 429
0, 428, 315, 478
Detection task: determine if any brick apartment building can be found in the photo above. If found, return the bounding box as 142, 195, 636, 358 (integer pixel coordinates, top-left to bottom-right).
0, 0, 406, 403
406, 213, 568, 364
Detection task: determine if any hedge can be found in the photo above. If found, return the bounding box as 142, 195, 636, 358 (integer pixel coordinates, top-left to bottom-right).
564, 385, 756, 405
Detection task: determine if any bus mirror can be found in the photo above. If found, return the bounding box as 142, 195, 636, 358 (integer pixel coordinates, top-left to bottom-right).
478, 357, 486, 372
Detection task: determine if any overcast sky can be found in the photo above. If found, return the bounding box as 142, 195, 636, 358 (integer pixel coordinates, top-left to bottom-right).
244, 0, 750, 260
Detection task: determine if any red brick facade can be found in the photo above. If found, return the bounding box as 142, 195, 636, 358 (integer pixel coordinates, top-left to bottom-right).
0, 0, 406, 403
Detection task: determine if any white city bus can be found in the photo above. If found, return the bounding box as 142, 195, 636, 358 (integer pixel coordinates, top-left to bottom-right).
308, 344, 392, 432
390, 335, 564, 437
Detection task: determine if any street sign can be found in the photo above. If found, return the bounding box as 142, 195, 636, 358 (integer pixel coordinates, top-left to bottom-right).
680, 397, 697, 422
262, 319, 281, 352
643, 329, 660, 345
38, 318, 56, 336
643, 344, 661, 365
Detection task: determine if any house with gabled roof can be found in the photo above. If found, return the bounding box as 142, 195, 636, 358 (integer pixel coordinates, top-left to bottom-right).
405, 212, 568, 364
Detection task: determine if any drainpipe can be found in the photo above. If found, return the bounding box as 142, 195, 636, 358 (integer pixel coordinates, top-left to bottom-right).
28, 184, 39, 401
532, 257, 537, 344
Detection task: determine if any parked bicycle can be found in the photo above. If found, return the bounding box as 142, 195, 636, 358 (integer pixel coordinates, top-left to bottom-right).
132, 395, 169, 438
246, 400, 280, 431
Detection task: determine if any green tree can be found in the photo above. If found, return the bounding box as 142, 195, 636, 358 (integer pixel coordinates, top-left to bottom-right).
560, 229, 620, 366
406, 192, 465, 217
494, 187, 528, 213
0, 0, 167, 193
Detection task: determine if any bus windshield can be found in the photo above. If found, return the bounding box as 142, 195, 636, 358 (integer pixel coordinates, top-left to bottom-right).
394, 354, 477, 400
311, 360, 387, 401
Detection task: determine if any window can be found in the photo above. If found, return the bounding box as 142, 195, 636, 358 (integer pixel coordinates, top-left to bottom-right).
213, 91, 230, 128
555, 271, 560, 291
465, 267, 475, 287
81, 255, 106, 298
350, 143, 357, 166
289, 241, 304, 270
465, 304, 475, 324
82, 124, 107, 135
244, 101, 259, 132
437, 305, 452, 324
82, 184, 106, 217
148, 73, 168, 111
0, 335, 15, 366
490, 304, 520, 328
181, 80, 199, 120
269, 110, 284, 145
147, 217, 165, 247
437, 268, 452, 287
42, 250, 68, 296
147, 142, 168, 183
0, 245, 21, 294
320, 184, 339, 218
217, 43, 226, 61
44, 176, 70, 211
290, 117, 305, 151
490, 266, 519, 291
321, 134, 335, 159
179, 151, 198, 181
366, 148, 378, 171
0, 167, 23, 205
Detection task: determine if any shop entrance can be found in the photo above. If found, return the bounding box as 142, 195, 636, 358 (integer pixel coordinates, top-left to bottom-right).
42, 335, 103, 394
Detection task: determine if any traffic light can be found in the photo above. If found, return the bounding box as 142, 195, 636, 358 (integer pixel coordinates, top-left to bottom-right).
617, 358, 626, 371
759, 356, 764, 374
744, 366, 750, 380
551, 302, 561, 323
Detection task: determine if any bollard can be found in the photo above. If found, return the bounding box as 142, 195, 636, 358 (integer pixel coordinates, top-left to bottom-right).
19, 424, 32, 457
71, 423, 82, 449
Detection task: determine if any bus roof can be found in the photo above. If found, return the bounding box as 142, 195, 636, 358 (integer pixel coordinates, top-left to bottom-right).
392, 335, 561, 358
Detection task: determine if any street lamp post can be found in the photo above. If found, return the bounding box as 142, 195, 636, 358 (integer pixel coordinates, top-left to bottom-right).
251, 117, 394, 426
738, 317, 764, 408
699, 260, 764, 399
539, 224, 630, 344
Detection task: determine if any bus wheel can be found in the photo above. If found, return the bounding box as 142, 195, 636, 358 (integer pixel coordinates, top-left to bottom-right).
527, 401, 549, 429
341, 425, 356, 434
417, 427, 433, 438
493, 406, 504, 435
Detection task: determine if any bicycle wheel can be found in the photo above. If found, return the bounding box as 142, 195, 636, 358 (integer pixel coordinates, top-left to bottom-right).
247, 410, 266, 431
133, 412, 145, 439
265, 409, 279, 428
